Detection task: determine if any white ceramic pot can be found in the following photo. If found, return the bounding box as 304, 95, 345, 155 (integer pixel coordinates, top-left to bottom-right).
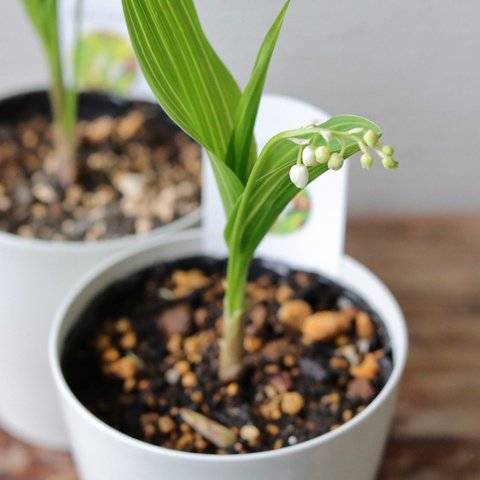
0, 211, 199, 450
50, 229, 407, 480
0, 89, 201, 449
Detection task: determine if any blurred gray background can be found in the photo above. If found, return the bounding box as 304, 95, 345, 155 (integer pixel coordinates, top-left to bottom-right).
0, 0, 477, 214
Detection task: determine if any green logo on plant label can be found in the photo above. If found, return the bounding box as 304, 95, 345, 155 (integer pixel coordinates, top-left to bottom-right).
75, 32, 137, 94
270, 189, 311, 235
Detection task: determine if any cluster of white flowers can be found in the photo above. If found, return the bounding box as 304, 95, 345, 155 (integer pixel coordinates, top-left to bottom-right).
288, 128, 398, 189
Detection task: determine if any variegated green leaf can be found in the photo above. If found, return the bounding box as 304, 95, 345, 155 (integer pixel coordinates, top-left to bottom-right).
123, 0, 247, 214
209, 152, 244, 216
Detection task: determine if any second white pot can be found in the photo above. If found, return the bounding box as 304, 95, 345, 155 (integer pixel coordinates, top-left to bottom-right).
50, 230, 407, 480
0, 210, 198, 450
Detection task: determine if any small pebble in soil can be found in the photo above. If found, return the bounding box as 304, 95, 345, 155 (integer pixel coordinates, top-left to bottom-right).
239, 425, 261, 446
280, 392, 305, 415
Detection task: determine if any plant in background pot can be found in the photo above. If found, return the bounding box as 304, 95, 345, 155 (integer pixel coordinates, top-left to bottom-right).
22, 0, 80, 187
0, 0, 201, 448
49, 1, 406, 479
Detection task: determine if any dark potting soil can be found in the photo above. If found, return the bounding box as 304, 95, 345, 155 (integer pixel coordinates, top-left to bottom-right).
62, 256, 393, 454
0, 100, 200, 241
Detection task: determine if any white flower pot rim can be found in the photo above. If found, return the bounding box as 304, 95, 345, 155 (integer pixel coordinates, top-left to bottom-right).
0, 209, 200, 253
49, 228, 408, 463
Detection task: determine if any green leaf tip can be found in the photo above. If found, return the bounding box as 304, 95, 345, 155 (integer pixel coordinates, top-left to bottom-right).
226, 0, 291, 183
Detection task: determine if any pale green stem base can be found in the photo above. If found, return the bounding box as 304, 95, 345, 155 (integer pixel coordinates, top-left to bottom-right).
52, 121, 77, 188
218, 251, 250, 382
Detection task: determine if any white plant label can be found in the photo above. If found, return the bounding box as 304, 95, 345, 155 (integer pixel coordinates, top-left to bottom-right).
203, 94, 348, 278
59, 0, 153, 100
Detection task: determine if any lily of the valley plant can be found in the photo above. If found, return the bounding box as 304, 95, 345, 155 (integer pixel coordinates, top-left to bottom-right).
123, 0, 398, 382
23, 0, 82, 187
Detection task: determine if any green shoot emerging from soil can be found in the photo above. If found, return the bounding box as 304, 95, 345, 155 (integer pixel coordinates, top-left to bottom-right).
22, 0, 82, 187
122, 0, 398, 381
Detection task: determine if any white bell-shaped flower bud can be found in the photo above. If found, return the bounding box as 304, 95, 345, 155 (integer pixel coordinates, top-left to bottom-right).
382, 156, 399, 170
360, 151, 374, 169
289, 164, 309, 189
363, 130, 378, 147
328, 152, 344, 171
382, 144, 394, 156
302, 146, 316, 167
314, 145, 330, 164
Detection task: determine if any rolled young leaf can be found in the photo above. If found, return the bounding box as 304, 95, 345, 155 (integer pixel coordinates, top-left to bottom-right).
226, 0, 290, 183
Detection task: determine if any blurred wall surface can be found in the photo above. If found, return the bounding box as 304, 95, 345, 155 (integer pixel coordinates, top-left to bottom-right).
0, 0, 478, 214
